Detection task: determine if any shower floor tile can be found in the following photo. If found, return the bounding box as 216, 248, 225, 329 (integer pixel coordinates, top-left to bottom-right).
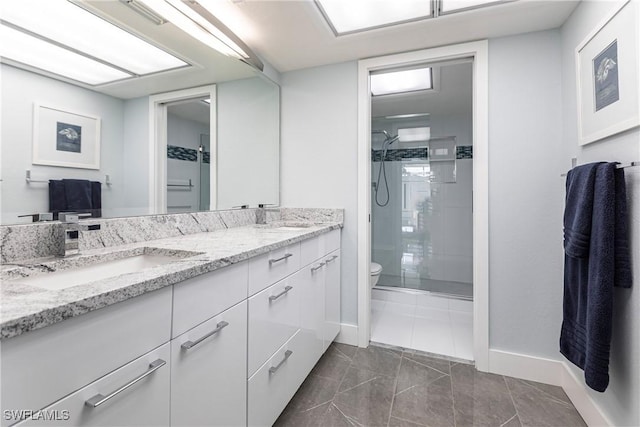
370, 291, 473, 360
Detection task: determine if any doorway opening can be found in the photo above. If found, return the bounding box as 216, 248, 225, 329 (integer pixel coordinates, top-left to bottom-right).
357, 41, 489, 370
370, 59, 473, 360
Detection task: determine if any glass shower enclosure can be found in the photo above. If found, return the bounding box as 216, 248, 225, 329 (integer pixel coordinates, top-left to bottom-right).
371, 129, 473, 299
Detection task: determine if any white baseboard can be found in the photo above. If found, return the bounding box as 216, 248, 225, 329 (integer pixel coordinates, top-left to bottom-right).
335, 323, 358, 346
561, 362, 612, 427
489, 349, 564, 385
488, 349, 612, 427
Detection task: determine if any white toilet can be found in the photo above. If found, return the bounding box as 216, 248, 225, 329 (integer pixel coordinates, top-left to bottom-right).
370, 262, 383, 287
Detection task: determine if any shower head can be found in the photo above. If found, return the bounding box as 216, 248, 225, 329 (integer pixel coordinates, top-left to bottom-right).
372, 130, 391, 139
386, 135, 399, 146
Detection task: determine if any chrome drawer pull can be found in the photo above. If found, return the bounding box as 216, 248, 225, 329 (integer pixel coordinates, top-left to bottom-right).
269, 350, 293, 374
325, 255, 338, 263
269, 253, 293, 265
269, 286, 293, 302
181, 321, 230, 350
85, 359, 166, 408
311, 262, 326, 273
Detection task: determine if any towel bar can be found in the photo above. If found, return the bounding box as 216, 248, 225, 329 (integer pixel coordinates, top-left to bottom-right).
25, 170, 113, 186
560, 161, 639, 177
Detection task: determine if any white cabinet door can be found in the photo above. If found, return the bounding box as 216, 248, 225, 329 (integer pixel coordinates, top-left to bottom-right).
298, 260, 325, 372
171, 301, 247, 427
14, 344, 171, 427
324, 249, 341, 350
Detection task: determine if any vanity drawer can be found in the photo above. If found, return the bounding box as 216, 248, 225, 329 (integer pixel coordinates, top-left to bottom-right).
248, 270, 302, 376
247, 331, 311, 427
248, 243, 300, 296
15, 343, 170, 426
171, 301, 247, 427
299, 229, 341, 267
1, 287, 172, 426
172, 261, 248, 338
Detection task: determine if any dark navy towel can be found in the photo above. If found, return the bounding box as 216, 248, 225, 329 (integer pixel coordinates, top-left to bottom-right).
48, 180, 67, 220
90, 181, 102, 218
560, 162, 632, 392
63, 179, 92, 213
48, 179, 102, 219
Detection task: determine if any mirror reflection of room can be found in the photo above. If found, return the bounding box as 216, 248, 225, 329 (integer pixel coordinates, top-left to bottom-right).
166, 98, 211, 214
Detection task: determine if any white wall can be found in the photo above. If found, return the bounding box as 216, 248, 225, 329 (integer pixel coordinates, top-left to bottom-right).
217, 77, 279, 209
488, 30, 565, 359
0, 65, 128, 223
280, 61, 359, 324
122, 97, 150, 217
560, 1, 640, 424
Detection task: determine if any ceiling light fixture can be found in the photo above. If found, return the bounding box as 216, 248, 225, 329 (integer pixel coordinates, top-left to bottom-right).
439, 0, 511, 15
371, 68, 432, 96
133, 0, 262, 71
316, 0, 433, 35
384, 113, 431, 119
120, 0, 167, 25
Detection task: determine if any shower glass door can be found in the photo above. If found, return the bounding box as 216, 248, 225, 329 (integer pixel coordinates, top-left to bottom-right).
371, 144, 473, 299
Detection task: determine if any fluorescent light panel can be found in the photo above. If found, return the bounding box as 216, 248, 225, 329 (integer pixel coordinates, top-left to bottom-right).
371, 68, 432, 96
398, 127, 431, 142
316, 0, 432, 34
137, 0, 247, 59
1, 0, 187, 76
385, 113, 430, 119
441, 0, 506, 13
0, 24, 130, 85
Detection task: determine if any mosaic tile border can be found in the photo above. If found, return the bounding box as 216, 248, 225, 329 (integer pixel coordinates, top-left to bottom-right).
168, 145, 198, 162
372, 146, 473, 162
167, 145, 211, 163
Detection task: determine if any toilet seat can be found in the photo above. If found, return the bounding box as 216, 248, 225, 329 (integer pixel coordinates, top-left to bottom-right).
370, 262, 382, 275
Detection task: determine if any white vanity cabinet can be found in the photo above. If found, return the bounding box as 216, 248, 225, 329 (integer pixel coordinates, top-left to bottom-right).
1, 227, 341, 427
247, 229, 341, 426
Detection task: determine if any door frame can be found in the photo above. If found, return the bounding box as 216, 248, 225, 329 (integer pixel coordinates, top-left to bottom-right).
356, 40, 490, 371
148, 84, 217, 214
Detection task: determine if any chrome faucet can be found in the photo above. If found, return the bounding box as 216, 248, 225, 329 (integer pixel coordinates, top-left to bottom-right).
256, 204, 279, 225
58, 213, 101, 257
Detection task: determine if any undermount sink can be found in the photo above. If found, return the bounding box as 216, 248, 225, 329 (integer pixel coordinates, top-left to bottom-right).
13, 252, 192, 291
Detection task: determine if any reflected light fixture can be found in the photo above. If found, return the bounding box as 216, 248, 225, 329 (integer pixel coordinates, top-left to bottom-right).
371, 68, 432, 96
0, 0, 188, 85
132, 0, 249, 59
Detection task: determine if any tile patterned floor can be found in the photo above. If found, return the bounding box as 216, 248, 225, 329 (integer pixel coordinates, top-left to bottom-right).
275, 344, 586, 427
371, 290, 473, 360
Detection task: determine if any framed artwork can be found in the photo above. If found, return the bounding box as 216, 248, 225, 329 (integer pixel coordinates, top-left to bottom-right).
575, 0, 639, 145
32, 103, 101, 169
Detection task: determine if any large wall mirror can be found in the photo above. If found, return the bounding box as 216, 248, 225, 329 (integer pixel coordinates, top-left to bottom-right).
0, 0, 280, 225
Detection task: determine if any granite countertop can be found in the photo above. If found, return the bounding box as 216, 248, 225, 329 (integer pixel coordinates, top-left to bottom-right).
0, 222, 341, 340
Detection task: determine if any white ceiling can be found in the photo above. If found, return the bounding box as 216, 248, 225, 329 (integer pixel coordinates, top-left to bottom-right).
220, 0, 580, 72
167, 100, 211, 125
